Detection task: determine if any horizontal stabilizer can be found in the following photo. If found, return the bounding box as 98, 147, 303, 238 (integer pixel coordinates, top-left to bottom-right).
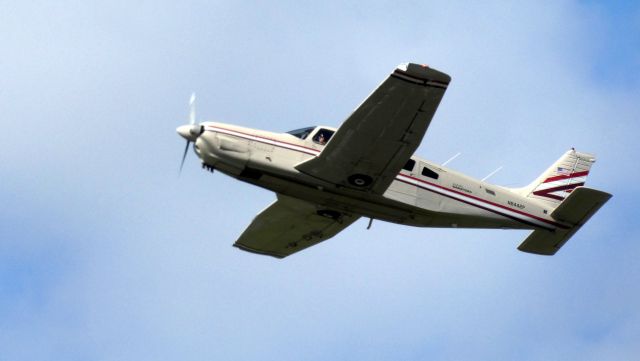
518, 187, 611, 255
550, 187, 612, 224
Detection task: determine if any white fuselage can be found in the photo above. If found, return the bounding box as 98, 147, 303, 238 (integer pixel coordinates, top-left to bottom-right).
194, 122, 565, 232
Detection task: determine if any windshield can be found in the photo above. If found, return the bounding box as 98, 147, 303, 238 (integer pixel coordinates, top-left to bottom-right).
287, 126, 315, 140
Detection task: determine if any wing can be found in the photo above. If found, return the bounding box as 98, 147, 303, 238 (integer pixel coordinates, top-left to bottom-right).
296, 63, 451, 194
233, 195, 360, 258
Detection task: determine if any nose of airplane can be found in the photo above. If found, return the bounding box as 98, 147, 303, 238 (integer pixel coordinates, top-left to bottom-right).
176, 124, 202, 142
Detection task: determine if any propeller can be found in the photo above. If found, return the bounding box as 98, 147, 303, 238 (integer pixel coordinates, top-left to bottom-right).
179, 137, 190, 173
177, 93, 203, 174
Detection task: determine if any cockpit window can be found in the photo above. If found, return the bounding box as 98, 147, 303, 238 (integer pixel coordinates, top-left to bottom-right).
287, 126, 315, 140
312, 128, 335, 145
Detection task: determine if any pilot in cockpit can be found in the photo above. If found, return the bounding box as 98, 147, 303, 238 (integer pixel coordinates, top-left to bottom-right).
313, 129, 333, 145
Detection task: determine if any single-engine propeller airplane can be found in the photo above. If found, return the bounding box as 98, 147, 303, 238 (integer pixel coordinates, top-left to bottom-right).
176, 63, 611, 258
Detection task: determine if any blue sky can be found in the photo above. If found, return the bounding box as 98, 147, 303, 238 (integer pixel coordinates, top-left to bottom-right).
1, 1, 638, 360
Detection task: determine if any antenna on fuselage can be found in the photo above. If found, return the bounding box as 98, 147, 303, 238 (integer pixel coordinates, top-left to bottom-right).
481, 166, 503, 182
442, 152, 461, 166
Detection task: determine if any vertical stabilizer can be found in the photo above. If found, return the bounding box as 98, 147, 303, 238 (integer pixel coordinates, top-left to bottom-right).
517, 149, 596, 207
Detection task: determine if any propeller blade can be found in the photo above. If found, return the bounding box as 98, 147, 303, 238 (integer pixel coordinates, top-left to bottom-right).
179, 93, 197, 175
179, 140, 190, 174
189, 92, 196, 125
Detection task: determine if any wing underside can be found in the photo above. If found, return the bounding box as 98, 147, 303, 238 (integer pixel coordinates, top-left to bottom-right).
296, 63, 451, 194
234, 195, 360, 258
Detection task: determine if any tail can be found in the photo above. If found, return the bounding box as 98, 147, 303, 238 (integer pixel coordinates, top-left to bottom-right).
514, 149, 596, 207
513, 149, 612, 255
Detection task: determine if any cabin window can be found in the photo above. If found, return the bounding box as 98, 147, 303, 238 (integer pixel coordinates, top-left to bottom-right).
312, 128, 334, 145
485, 189, 496, 196
421, 167, 439, 179
287, 126, 315, 140
403, 159, 415, 171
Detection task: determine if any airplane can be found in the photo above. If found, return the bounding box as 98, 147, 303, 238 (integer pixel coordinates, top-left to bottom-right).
176, 62, 611, 258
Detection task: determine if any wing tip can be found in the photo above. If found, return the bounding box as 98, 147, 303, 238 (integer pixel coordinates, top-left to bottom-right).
233, 243, 287, 259
517, 243, 557, 256
396, 62, 451, 85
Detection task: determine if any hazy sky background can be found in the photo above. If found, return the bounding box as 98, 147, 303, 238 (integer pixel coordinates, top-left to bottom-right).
1, 1, 638, 360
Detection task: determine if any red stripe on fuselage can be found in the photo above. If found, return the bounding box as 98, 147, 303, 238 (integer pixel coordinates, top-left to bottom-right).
203, 126, 566, 230
399, 174, 566, 229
